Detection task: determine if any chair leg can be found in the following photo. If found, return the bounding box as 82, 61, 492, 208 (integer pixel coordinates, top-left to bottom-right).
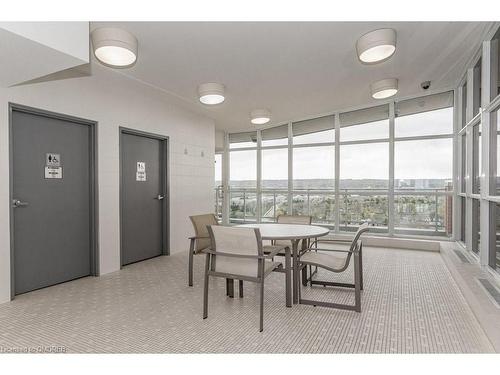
354, 252, 361, 313
239, 280, 244, 298
227, 279, 234, 298
302, 265, 308, 286
359, 243, 364, 291
259, 280, 265, 332
188, 239, 195, 286
298, 263, 302, 302
285, 248, 292, 307
203, 254, 210, 319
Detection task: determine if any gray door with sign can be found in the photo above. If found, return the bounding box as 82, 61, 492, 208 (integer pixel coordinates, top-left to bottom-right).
10, 105, 96, 296
121, 130, 167, 266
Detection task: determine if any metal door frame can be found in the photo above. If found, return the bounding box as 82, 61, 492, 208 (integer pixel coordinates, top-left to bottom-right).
119, 127, 170, 268
8, 103, 99, 299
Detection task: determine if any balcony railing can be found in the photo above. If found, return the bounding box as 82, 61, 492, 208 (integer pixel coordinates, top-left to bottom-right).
215, 187, 453, 237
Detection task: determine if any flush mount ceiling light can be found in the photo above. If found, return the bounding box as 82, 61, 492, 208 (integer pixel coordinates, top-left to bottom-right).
198, 83, 225, 105
250, 109, 271, 125
371, 78, 398, 99
91, 28, 138, 68
356, 28, 396, 64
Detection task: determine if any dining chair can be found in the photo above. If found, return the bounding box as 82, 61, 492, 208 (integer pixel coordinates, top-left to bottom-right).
204, 226, 289, 332
273, 214, 312, 253
274, 214, 313, 282
298, 223, 369, 312
188, 214, 242, 297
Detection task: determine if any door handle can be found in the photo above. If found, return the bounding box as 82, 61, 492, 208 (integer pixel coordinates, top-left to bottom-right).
12, 199, 29, 208
156, 195, 164, 200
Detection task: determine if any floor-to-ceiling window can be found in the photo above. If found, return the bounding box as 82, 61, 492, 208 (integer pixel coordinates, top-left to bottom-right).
394, 92, 454, 237
292, 116, 335, 227
214, 153, 223, 220
222, 90, 455, 238
261, 124, 289, 222
228, 131, 257, 223
454, 25, 500, 275
339, 105, 389, 233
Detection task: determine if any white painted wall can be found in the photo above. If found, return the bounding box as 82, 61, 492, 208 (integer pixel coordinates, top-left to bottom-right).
215, 129, 225, 152
0, 64, 215, 303
0, 22, 89, 62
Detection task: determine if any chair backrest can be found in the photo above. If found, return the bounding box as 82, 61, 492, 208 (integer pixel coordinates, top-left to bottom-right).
349, 223, 370, 253
207, 226, 263, 278
277, 214, 312, 225
189, 214, 218, 252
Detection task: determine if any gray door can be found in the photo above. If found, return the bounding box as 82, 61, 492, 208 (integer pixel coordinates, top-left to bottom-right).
11, 108, 94, 295
121, 131, 166, 265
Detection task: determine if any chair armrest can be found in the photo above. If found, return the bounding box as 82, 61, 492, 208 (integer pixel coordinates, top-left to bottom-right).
264, 245, 289, 258
204, 249, 271, 260
310, 238, 352, 246
189, 235, 209, 240
308, 248, 352, 254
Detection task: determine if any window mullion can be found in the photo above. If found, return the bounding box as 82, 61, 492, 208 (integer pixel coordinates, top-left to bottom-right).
388, 102, 395, 236
334, 113, 340, 233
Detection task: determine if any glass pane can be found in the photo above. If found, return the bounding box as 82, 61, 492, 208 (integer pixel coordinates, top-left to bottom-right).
261, 124, 288, 147
340, 142, 389, 189
293, 146, 334, 189
395, 107, 453, 138
496, 110, 500, 195
261, 193, 288, 222
460, 197, 466, 243
472, 200, 480, 253
340, 119, 389, 142
292, 115, 334, 145
394, 195, 452, 237
229, 131, 257, 149
494, 27, 500, 96
493, 202, 500, 269
229, 192, 244, 223
229, 150, 256, 188
473, 58, 482, 117
309, 194, 335, 226
395, 138, 453, 191
339, 193, 388, 233
462, 82, 468, 127
461, 133, 467, 193
229, 191, 257, 224
291, 193, 335, 226
214, 154, 222, 188
292, 193, 307, 216
473, 123, 481, 194
262, 148, 288, 189
340, 104, 389, 127
396, 91, 453, 117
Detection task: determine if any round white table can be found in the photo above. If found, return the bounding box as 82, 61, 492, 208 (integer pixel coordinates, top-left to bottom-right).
238, 223, 330, 306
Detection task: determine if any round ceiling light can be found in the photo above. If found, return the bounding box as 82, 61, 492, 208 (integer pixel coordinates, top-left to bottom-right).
198, 83, 225, 105
91, 27, 138, 68
356, 28, 396, 64
250, 109, 271, 125
371, 78, 398, 99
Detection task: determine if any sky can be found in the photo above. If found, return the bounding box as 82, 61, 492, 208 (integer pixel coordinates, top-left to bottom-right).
222, 107, 454, 182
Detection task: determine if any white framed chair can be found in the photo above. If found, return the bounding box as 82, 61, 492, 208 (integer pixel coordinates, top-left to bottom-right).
188, 214, 242, 297
273, 214, 312, 254
298, 223, 369, 312
274, 214, 313, 282
204, 226, 290, 332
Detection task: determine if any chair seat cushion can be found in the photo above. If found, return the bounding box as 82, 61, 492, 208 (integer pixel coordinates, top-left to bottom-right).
299, 251, 348, 271
216, 258, 281, 278
263, 245, 287, 253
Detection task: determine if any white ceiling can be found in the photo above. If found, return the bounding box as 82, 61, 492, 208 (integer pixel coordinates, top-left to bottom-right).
91, 22, 493, 132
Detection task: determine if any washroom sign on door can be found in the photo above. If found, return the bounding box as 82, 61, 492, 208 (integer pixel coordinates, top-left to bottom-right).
44, 153, 63, 179
136, 162, 146, 181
